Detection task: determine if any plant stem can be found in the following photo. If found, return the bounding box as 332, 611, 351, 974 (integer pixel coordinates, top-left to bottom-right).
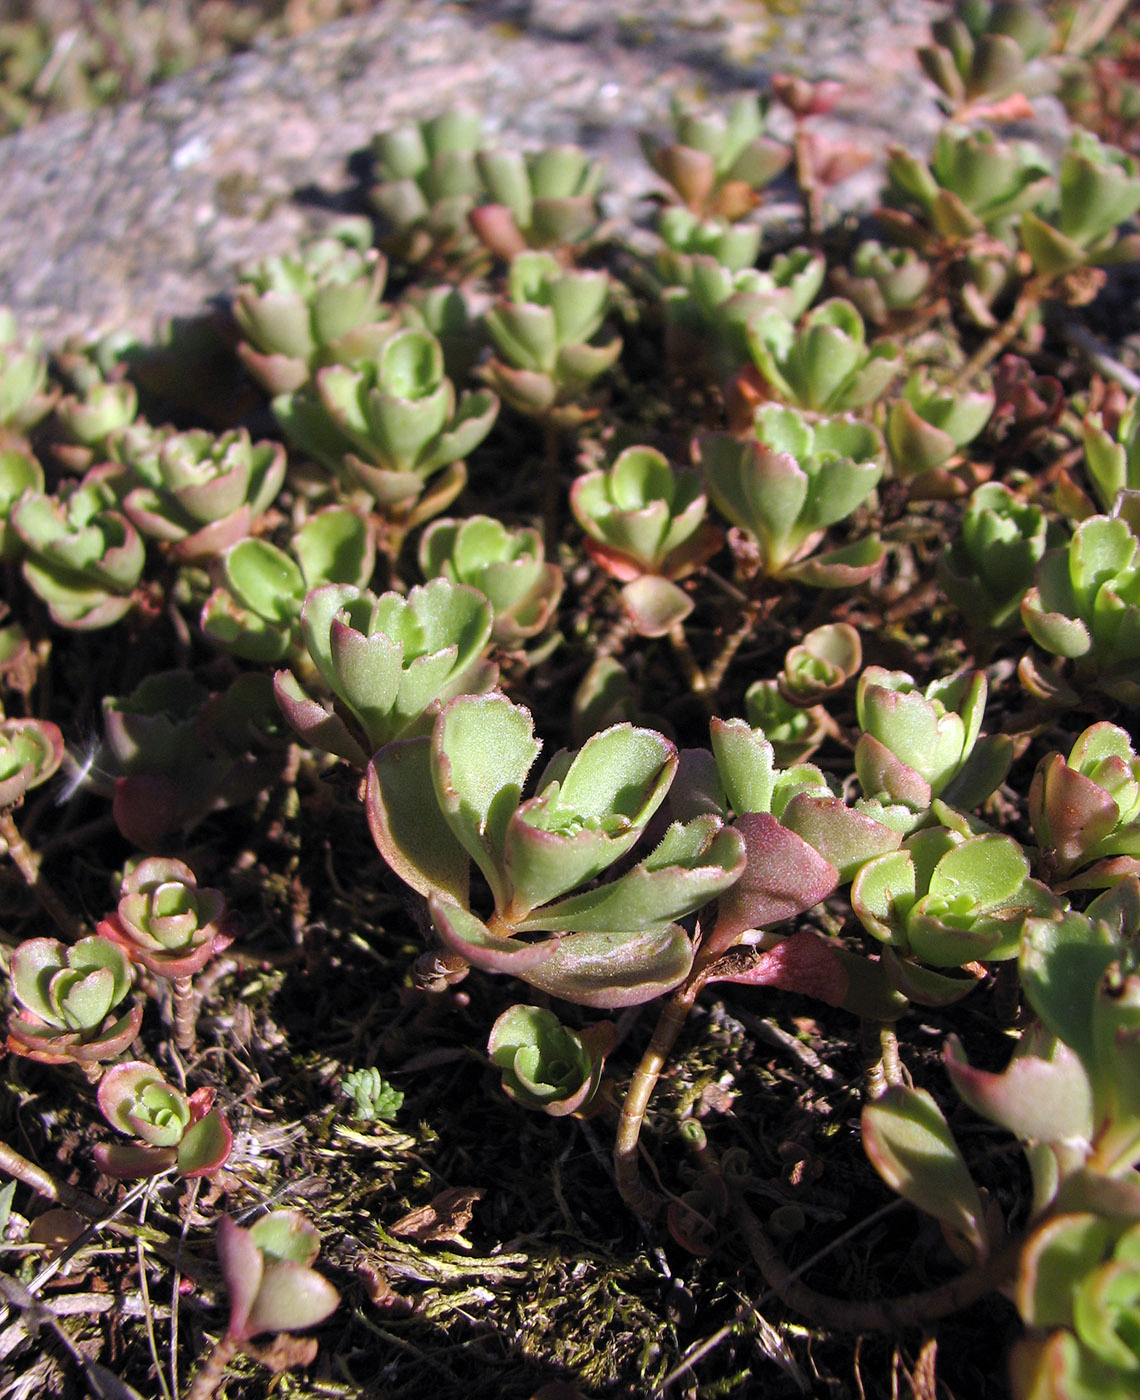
183, 1331, 240, 1400
614, 979, 701, 1216
171, 975, 197, 1053
0, 809, 84, 940
0, 1139, 103, 1214
667, 619, 710, 706
703, 591, 770, 699
950, 280, 1044, 390
731, 1183, 1016, 1331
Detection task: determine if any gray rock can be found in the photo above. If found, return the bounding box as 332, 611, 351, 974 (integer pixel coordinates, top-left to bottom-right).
0, 0, 950, 347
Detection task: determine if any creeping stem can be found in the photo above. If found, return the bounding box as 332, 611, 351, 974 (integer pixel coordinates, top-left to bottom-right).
613, 978, 702, 1216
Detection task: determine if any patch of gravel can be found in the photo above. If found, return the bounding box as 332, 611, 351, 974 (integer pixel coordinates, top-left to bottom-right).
0, 0, 1032, 348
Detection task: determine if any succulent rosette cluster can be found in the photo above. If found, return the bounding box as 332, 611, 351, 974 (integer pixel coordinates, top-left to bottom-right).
483, 252, 621, 422
776, 621, 862, 706
1083, 395, 1140, 511
1020, 129, 1140, 278
120, 426, 286, 561
917, 0, 1053, 113
13, 465, 146, 629
661, 248, 825, 384
418, 514, 563, 648
1029, 721, 1140, 889
95, 1060, 233, 1179
886, 369, 995, 497
829, 240, 933, 329
0, 444, 44, 559
275, 327, 498, 529
367, 691, 745, 1007
1020, 509, 1140, 703
233, 219, 393, 393
101, 669, 287, 849
201, 506, 374, 664
698, 404, 885, 584
852, 820, 1060, 1005
369, 108, 487, 268
470, 144, 603, 261
98, 856, 230, 978
488, 1005, 614, 1117
0, 715, 63, 807
886, 125, 1054, 243
275, 577, 497, 766
854, 665, 1012, 829
0, 308, 55, 437
7, 935, 141, 1066
641, 94, 789, 220
745, 298, 902, 415
938, 481, 1058, 636
570, 445, 723, 636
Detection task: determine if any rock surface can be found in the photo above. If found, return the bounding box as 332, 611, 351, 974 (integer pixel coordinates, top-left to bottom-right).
0, 0, 957, 347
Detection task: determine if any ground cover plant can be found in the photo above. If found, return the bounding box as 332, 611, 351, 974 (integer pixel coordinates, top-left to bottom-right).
7, 2, 1140, 1396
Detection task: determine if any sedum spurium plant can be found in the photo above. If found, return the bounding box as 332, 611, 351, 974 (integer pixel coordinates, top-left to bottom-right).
698, 403, 885, 584
95, 1059, 233, 1179
274, 576, 497, 765
6, 934, 141, 1068
12, 3, 1140, 1394
367, 691, 745, 1007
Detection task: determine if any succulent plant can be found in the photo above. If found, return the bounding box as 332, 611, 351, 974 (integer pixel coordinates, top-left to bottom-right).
1029, 721, 1140, 889
0, 715, 64, 808
852, 822, 1059, 1003
0, 444, 43, 559
938, 481, 1058, 636
274, 577, 498, 766
1020, 509, 1140, 703
0, 308, 55, 437
120, 426, 286, 561
6, 934, 142, 1066
777, 621, 861, 706
886, 125, 1053, 243
470, 144, 603, 260
655, 206, 763, 281
275, 327, 498, 528
368, 108, 486, 268
51, 353, 139, 474
661, 248, 826, 383
641, 94, 790, 220
418, 514, 563, 648
483, 251, 621, 424
744, 298, 902, 414
697, 403, 885, 584
488, 1004, 614, 1116
233, 219, 393, 394
1083, 395, 1140, 512
98, 856, 229, 979
1020, 130, 1140, 278
854, 665, 1012, 827
741, 678, 827, 766
917, 0, 1054, 113
570, 445, 723, 636
101, 669, 287, 850
886, 369, 995, 496
200, 506, 374, 664
95, 1060, 233, 1179
13, 465, 146, 629
367, 692, 744, 1008
186, 1210, 340, 1399
829, 240, 934, 329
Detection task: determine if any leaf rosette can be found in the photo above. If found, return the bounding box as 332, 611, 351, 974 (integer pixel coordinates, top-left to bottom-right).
7, 935, 142, 1066
367, 692, 745, 1007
